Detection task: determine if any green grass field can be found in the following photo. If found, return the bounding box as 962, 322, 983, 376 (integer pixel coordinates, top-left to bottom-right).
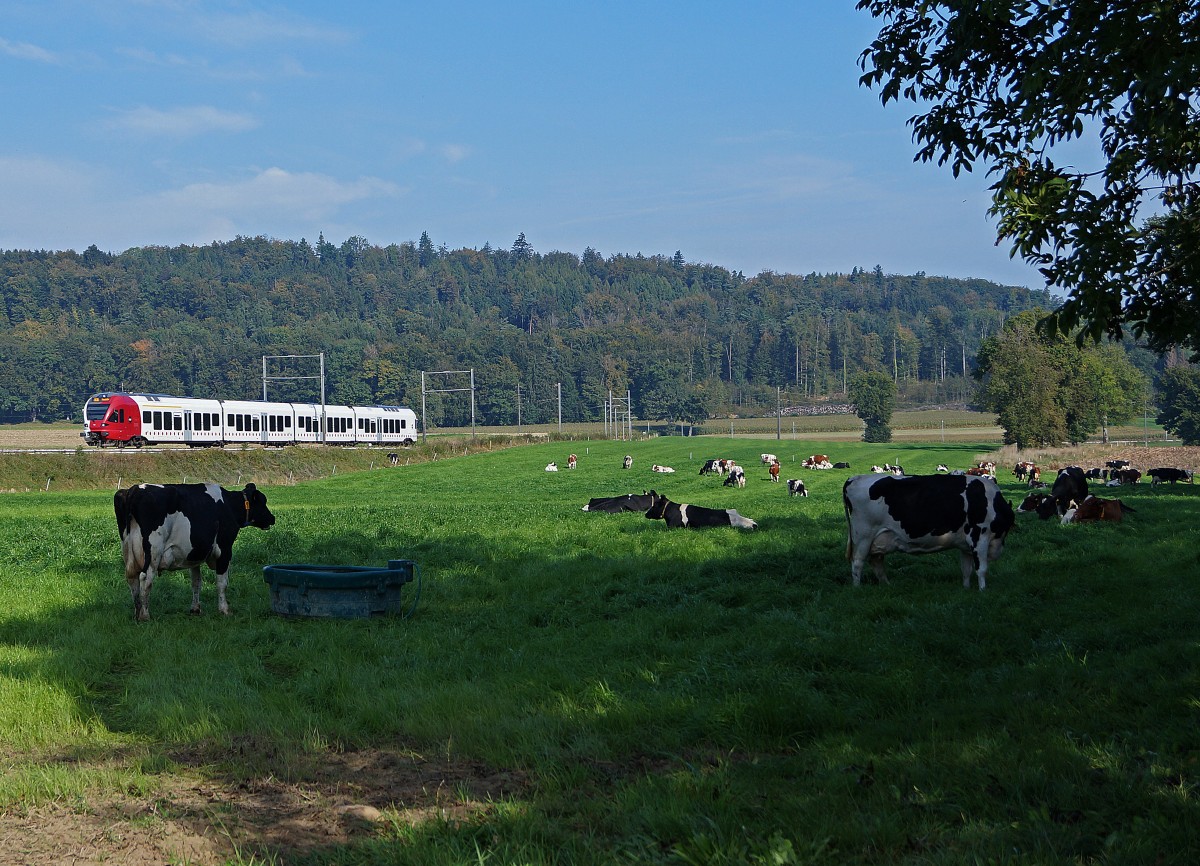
1, 438, 1198, 864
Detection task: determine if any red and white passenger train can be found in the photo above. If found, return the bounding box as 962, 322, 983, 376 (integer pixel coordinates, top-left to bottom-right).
82, 392, 419, 448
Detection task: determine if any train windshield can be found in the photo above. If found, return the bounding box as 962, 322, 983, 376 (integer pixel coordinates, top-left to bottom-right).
86, 398, 114, 422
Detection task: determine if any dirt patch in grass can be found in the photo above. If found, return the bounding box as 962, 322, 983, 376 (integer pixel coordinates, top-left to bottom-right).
990, 444, 1200, 474
0, 744, 529, 865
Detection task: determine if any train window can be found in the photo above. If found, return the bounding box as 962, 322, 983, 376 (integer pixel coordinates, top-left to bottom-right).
253, 417, 260, 432
235, 415, 243, 432
143, 411, 151, 424
401, 419, 407, 429
174, 415, 183, 431
152, 411, 162, 429
227, 414, 234, 427
285, 416, 291, 428
268, 416, 276, 433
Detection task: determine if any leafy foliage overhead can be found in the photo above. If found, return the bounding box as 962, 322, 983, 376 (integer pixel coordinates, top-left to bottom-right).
857, 1, 1200, 357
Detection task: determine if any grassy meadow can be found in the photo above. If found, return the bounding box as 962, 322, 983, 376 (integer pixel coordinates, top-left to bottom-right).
1, 437, 1199, 864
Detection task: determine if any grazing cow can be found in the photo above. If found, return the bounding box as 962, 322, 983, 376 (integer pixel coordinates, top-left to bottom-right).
1013, 460, 1037, 482
787, 478, 808, 497
761, 453, 778, 465
1106, 459, 1132, 471
581, 492, 655, 513
644, 490, 757, 529
114, 482, 276, 621
651, 464, 675, 473
1062, 495, 1135, 524
1036, 466, 1089, 519
1083, 467, 1105, 480
387, 452, 400, 466
545, 462, 559, 472
833, 461, 851, 469
1149, 467, 1194, 485
842, 473, 1015, 590
567, 454, 578, 470
622, 455, 633, 470
1018, 492, 1052, 513
699, 459, 723, 475
723, 465, 746, 488
769, 460, 781, 482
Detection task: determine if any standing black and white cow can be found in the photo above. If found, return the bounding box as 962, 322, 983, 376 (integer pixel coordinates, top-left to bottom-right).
114, 482, 276, 621
644, 491, 757, 529
786, 479, 808, 497
1149, 467, 1193, 485
1035, 466, 1089, 518
842, 473, 1015, 589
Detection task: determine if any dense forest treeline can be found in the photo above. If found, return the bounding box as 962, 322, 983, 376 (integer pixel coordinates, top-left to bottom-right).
1, 232, 1093, 426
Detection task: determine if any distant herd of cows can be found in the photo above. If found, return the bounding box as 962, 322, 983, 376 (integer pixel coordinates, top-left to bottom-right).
108, 449, 1194, 621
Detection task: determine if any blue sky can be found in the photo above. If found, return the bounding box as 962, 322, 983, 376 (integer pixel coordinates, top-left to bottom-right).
1, 1, 1045, 288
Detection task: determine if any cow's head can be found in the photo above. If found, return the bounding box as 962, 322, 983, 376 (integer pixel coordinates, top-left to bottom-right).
242, 483, 276, 529
987, 491, 1016, 561
644, 490, 667, 520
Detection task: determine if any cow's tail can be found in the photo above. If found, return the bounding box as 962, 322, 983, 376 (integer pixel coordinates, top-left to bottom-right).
1120, 501, 1137, 513
113, 487, 133, 536
842, 481, 854, 561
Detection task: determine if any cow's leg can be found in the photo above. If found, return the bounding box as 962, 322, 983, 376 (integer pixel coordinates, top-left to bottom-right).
130, 567, 155, 622
868, 555, 889, 584
215, 570, 231, 615
190, 565, 204, 614
962, 549, 986, 590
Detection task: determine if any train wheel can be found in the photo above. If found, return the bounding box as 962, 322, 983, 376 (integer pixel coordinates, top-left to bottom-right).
133, 437, 146, 449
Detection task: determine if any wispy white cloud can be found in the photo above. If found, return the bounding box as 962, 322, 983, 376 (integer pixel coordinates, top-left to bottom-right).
0, 36, 60, 63
125, 1, 352, 49
104, 105, 259, 137
153, 167, 403, 221
0, 158, 403, 253
440, 144, 471, 164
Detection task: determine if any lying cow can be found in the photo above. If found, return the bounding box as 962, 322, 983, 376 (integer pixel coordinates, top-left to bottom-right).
644, 490, 757, 529
760, 453, 778, 465
1036, 466, 1088, 519
651, 464, 675, 473
787, 479, 808, 497
1149, 467, 1194, 485
842, 473, 1014, 590
1062, 495, 1135, 524
832, 461, 851, 469
1018, 491, 1052, 513
581, 492, 655, 513
545, 462, 559, 472
114, 482, 276, 621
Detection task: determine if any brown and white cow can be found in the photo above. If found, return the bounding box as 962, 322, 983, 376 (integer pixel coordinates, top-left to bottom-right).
114, 482, 276, 621
1062, 495, 1135, 524
843, 473, 1014, 590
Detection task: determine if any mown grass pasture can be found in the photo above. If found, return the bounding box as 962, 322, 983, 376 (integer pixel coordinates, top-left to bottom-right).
2, 438, 1199, 864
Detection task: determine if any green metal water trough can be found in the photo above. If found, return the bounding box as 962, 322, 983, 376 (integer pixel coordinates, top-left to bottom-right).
262, 559, 420, 619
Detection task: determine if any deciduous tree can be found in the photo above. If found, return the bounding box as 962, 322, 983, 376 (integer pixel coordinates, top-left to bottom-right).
1156, 366, 1200, 446
858, 1, 1200, 357
850, 370, 896, 443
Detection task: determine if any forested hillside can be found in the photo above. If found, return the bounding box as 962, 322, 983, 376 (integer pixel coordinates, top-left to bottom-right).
1, 233, 1059, 426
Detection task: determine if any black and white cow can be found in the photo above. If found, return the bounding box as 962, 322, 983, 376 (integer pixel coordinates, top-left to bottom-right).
786, 479, 808, 497
114, 482, 276, 621
644, 491, 757, 529
581, 492, 655, 513
723, 465, 746, 488
842, 473, 1015, 590
1149, 467, 1194, 485
1036, 466, 1088, 519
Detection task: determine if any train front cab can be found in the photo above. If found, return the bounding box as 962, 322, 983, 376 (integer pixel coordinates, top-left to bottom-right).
83, 393, 143, 447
